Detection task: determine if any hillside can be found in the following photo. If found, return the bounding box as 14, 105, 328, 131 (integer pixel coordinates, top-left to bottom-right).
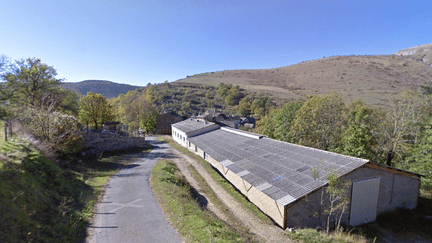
60, 80, 142, 98
176, 45, 432, 107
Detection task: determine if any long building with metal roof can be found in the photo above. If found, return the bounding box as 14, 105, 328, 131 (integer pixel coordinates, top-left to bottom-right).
171, 119, 421, 229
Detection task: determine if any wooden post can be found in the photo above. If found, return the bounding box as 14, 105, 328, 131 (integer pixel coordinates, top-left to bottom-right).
4, 121, 8, 142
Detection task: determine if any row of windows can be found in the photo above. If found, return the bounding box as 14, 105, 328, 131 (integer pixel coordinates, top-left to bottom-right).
173, 130, 186, 142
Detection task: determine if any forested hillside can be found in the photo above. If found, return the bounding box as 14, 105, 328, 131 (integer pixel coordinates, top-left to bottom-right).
109, 82, 275, 131
61, 80, 141, 98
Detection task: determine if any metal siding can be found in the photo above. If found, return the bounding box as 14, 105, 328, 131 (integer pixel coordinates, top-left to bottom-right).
350, 178, 380, 226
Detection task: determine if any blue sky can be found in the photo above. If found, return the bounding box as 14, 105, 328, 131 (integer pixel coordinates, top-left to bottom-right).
1, 0, 431, 86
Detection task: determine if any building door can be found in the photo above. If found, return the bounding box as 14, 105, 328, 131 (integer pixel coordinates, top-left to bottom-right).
349, 178, 380, 226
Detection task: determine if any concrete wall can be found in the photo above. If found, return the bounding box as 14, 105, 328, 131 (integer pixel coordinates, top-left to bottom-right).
83, 132, 146, 153
345, 166, 420, 213
285, 165, 420, 229
285, 187, 327, 229
221, 165, 286, 227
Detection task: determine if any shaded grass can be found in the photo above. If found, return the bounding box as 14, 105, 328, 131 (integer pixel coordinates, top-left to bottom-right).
156, 136, 273, 224
0, 131, 151, 243
353, 208, 432, 243
150, 160, 243, 242
287, 228, 370, 243
287, 228, 369, 243
0, 138, 87, 242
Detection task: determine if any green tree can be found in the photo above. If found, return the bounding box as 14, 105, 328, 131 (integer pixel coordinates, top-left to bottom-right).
324, 172, 351, 233
376, 89, 430, 166
20, 108, 82, 155
255, 109, 278, 138
273, 100, 305, 142
1, 58, 61, 108
290, 93, 345, 150
78, 92, 115, 129
251, 97, 275, 119
405, 119, 432, 188
216, 83, 232, 99
110, 90, 159, 131
225, 94, 238, 106
139, 113, 158, 133
337, 99, 377, 160
237, 95, 254, 116
312, 166, 351, 233
0, 58, 79, 115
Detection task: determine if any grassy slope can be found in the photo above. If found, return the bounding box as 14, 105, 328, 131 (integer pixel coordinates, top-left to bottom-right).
0, 137, 87, 242
0, 121, 151, 242
177, 55, 432, 107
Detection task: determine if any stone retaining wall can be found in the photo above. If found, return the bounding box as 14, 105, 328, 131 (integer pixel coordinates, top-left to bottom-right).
83, 132, 146, 152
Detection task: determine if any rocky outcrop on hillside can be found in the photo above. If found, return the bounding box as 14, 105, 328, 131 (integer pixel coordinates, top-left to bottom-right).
395, 43, 432, 66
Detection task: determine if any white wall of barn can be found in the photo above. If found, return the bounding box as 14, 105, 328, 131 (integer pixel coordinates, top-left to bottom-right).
171, 126, 188, 147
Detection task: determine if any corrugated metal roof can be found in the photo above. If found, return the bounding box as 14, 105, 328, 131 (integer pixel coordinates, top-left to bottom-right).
237, 170, 250, 177
256, 182, 273, 191
186, 128, 370, 206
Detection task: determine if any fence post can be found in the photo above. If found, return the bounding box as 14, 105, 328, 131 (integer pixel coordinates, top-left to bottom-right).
8, 120, 12, 137
4, 121, 8, 142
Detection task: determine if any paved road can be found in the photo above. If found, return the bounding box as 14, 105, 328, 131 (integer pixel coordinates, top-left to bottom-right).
86, 137, 183, 243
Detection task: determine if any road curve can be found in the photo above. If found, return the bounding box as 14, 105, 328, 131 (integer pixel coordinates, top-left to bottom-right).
85, 137, 183, 243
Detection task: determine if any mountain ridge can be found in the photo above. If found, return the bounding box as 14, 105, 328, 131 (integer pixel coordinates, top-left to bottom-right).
176, 44, 432, 107
60, 80, 142, 98
60, 43, 432, 107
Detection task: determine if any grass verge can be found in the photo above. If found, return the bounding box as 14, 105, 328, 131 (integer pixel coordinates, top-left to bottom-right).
150, 160, 243, 242
0, 128, 151, 243
287, 228, 370, 243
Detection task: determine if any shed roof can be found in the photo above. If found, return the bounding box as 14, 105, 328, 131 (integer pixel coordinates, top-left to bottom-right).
188, 128, 370, 206
171, 119, 217, 134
